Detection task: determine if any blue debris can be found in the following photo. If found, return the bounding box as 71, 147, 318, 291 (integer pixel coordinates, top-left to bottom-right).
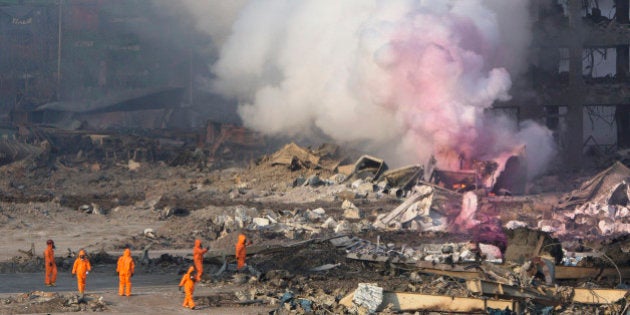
280, 291, 294, 304
298, 298, 312, 312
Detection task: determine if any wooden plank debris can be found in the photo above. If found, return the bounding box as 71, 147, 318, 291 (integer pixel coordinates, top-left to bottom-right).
348, 252, 630, 282
340, 291, 518, 313
415, 261, 485, 280
561, 288, 628, 305
346, 253, 485, 279
466, 279, 558, 305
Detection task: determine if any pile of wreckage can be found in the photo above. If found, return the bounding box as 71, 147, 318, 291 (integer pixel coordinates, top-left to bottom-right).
3, 132, 630, 313
0, 291, 107, 313
335, 229, 629, 314
223, 144, 630, 313
255, 143, 630, 241
203, 200, 630, 313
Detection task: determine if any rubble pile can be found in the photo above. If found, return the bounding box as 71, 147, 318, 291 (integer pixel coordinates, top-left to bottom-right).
1, 292, 108, 313
2, 139, 630, 314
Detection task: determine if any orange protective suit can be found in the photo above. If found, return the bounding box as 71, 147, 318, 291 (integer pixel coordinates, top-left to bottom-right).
116, 248, 135, 296
44, 240, 57, 286
235, 233, 248, 270
72, 250, 92, 294
192, 239, 208, 281
179, 266, 196, 309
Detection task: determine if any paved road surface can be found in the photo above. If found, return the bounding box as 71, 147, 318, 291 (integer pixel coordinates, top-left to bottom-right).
0, 269, 275, 314
0, 270, 177, 294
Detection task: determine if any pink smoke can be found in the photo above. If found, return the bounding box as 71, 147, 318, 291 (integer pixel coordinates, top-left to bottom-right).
179, 0, 555, 177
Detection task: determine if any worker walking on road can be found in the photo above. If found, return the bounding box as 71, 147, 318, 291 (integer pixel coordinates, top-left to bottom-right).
44, 239, 57, 287
72, 249, 92, 295
235, 233, 252, 271
116, 247, 135, 296
178, 266, 197, 310
193, 239, 208, 282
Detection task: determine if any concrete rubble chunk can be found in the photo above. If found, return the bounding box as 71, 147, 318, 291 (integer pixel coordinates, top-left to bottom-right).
342, 199, 356, 209
408, 220, 420, 231
342, 200, 363, 220
328, 235, 353, 247
352, 283, 383, 314
334, 220, 351, 234
143, 228, 156, 239
234, 206, 259, 228
351, 179, 364, 189
305, 207, 326, 221
505, 220, 528, 229
321, 217, 338, 229
235, 290, 254, 301
329, 173, 346, 184
90, 203, 104, 215
303, 174, 324, 187
356, 182, 375, 196
213, 214, 236, 231
78, 204, 93, 214
266, 215, 278, 224
379, 185, 433, 226
252, 217, 270, 228
400, 197, 431, 223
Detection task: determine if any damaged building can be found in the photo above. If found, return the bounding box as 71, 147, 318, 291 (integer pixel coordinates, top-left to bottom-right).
3, 0, 630, 173
0, 0, 259, 167
507, 0, 630, 169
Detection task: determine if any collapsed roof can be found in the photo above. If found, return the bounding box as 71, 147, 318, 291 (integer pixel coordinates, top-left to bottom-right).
35, 87, 184, 114
559, 161, 630, 209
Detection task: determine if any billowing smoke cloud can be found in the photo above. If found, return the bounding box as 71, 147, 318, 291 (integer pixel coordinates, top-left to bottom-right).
181, 0, 555, 177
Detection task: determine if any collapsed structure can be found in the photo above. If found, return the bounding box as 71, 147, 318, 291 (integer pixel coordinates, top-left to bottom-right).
165, 143, 630, 313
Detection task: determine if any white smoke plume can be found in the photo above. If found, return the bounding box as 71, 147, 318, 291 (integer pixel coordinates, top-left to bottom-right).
180, 0, 555, 176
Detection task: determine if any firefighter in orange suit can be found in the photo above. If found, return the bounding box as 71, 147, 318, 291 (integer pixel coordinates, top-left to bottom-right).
178, 266, 197, 309
116, 247, 135, 296
72, 249, 92, 295
44, 239, 57, 286
193, 239, 208, 281
235, 233, 252, 270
